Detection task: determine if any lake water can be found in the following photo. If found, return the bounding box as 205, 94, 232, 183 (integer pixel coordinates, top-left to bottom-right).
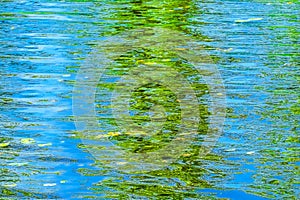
0, 0, 299, 199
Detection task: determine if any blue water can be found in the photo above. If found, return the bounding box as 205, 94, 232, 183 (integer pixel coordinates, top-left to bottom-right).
0, 0, 299, 199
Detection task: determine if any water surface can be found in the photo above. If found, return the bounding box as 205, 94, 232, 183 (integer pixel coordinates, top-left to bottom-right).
0, 0, 299, 199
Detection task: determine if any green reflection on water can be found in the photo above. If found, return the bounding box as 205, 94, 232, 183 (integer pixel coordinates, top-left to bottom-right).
73, 0, 227, 199
249, 4, 299, 199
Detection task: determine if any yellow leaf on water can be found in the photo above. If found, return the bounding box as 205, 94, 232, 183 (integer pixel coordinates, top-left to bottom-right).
38, 143, 52, 147
143, 62, 157, 65
222, 48, 233, 52
162, 59, 172, 62
3, 183, 17, 187
248, 17, 263, 21
0, 142, 10, 148
137, 60, 145, 64
21, 138, 35, 144
235, 19, 248, 23
107, 132, 121, 137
